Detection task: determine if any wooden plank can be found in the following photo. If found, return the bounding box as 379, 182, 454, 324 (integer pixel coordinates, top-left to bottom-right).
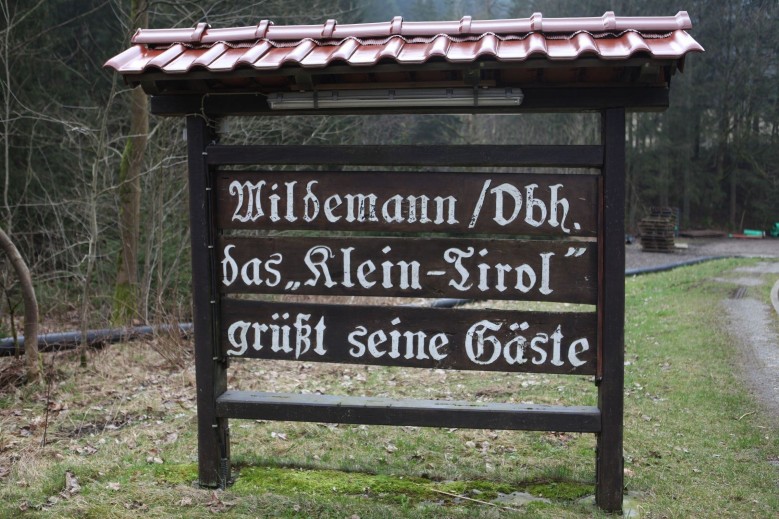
218, 236, 598, 304
215, 170, 599, 236
150, 87, 669, 116
596, 107, 626, 512
187, 116, 229, 489
221, 300, 597, 375
207, 145, 603, 168
135, 57, 670, 86
216, 390, 602, 432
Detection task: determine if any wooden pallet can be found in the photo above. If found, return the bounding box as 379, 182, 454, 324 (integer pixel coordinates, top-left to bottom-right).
638, 212, 676, 252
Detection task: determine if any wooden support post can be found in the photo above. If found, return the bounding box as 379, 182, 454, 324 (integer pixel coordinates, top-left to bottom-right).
596, 107, 626, 512
187, 115, 230, 488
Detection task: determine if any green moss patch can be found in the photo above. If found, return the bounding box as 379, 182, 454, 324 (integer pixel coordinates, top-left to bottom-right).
231, 465, 590, 508
153, 463, 198, 485
436, 479, 515, 500
233, 467, 430, 504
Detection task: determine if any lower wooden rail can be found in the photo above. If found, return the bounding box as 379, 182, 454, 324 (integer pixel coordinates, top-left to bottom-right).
216, 391, 601, 432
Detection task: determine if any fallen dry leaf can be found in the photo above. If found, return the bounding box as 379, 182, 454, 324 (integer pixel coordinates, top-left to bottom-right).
74, 444, 98, 456
47, 401, 67, 412
207, 491, 235, 513
64, 471, 81, 496
124, 501, 149, 511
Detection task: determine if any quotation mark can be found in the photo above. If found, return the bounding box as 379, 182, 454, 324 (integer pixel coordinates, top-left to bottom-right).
565, 247, 587, 258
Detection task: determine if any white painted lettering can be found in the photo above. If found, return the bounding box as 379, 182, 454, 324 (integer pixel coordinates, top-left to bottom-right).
304, 246, 337, 288
221, 244, 238, 287
525, 184, 547, 227
284, 181, 297, 222
324, 194, 342, 222
548, 184, 570, 233
568, 338, 589, 367
465, 320, 502, 365
443, 247, 475, 291
303, 181, 320, 222
490, 183, 523, 226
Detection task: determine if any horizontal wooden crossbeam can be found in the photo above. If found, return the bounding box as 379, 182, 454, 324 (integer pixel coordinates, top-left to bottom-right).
216, 391, 601, 432
205, 144, 603, 167
151, 87, 670, 115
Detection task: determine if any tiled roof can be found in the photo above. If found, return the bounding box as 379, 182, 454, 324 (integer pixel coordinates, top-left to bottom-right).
105, 12, 703, 95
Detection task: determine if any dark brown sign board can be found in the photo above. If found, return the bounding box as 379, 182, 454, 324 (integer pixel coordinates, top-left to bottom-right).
218, 236, 597, 303
216, 171, 599, 236
181, 111, 626, 513
221, 299, 597, 375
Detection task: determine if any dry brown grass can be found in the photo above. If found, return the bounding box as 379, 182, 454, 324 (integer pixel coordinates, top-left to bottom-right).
1, 261, 778, 517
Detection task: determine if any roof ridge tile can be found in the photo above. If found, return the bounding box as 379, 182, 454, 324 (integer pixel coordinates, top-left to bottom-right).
129, 13, 695, 45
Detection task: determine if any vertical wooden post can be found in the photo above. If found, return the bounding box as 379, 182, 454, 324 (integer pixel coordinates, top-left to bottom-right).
187, 114, 230, 488
596, 107, 626, 512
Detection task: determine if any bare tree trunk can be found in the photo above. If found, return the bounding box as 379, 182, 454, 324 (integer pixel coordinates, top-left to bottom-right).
112, 0, 149, 325
1, 3, 10, 230
0, 226, 39, 382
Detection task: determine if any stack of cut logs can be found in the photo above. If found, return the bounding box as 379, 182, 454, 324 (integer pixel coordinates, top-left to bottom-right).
638, 207, 676, 252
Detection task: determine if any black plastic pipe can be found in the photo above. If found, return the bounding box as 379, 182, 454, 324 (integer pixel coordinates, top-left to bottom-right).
624, 256, 728, 277
0, 323, 192, 357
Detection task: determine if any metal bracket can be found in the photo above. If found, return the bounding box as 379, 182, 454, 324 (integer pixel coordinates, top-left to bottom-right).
218, 426, 231, 489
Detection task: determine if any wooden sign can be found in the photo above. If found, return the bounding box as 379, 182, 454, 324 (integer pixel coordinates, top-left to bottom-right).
182, 107, 627, 513
221, 300, 596, 375
219, 236, 597, 303
216, 171, 598, 236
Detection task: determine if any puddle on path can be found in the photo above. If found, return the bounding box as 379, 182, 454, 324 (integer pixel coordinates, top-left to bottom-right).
713, 277, 764, 287
734, 262, 779, 275
575, 491, 645, 517
493, 491, 550, 507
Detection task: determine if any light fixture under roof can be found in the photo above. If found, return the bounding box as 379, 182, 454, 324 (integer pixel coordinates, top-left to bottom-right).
267, 88, 523, 110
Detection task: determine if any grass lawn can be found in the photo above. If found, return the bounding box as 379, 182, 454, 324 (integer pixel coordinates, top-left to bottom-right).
0, 258, 777, 517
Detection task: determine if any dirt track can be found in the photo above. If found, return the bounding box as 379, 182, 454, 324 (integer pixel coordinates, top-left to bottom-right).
627, 237, 779, 426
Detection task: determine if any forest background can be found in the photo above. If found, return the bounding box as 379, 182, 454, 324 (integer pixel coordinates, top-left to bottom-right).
0, 0, 777, 336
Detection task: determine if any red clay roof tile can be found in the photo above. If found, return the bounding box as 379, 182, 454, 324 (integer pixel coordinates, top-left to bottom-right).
106, 12, 703, 91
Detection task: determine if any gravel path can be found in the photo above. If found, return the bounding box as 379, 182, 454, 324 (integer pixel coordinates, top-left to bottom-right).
627, 238, 779, 425
625, 237, 778, 272
720, 262, 779, 427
